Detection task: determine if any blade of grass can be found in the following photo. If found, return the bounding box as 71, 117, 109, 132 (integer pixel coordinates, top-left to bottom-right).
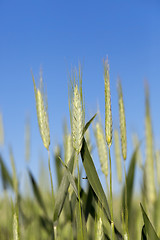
81, 138, 111, 220
58, 156, 79, 201
122, 144, 140, 223
141, 225, 147, 240
140, 203, 160, 240
53, 150, 75, 222
81, 138, 123, 240
0, 155, 13, 190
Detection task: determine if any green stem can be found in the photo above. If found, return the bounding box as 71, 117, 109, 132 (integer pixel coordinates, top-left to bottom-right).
124, 161, 129, 239
48, 150, 54, 210
109, 147, 115, 240
77, 152, 83, 240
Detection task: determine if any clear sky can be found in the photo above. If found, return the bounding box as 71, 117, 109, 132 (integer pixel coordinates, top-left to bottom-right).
0, 0, 160, 194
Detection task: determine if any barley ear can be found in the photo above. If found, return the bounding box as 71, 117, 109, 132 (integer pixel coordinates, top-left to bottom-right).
104, 57, 112, 147
32, 73, 50, 150
118, 79, 127, 160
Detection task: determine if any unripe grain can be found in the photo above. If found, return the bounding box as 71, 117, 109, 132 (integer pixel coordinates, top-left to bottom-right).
32, 74, 50, 150
95, 122, 108, 177
114, 129, 122, 182
118, 80, 127, 160
144, 84, 156, 205
72, 85, 83, 154
104, 58, 112, 147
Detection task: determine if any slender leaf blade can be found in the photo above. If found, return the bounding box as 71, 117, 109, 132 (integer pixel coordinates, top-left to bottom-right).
81, 138, 111, 221
140, 203, 160, 240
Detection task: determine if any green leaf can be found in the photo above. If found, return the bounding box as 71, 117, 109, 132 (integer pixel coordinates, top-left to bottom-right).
0, 155, 13, 190
140, 203, 160, 240
83, 113, 97, 135
141, 225, 147, 240
39, 216, 53, 234
81, 139, 123, 240
81, 138, 111, 220
122, 145, 139, 222
75, 201, 88, 240
53, 114, 97, 223
58, 156, 79, 201
53, 150, 75, 223
28, 169, 47, 216
54, 146, 62, 187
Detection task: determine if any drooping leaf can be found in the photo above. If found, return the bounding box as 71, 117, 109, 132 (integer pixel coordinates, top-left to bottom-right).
140, 203, 160, 240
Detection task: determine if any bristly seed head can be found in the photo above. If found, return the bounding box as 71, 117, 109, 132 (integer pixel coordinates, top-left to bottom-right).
32, 72, 50, 150
72, 84, 83, 154
95, 121, 108, 177
118, 79, 127, 160
104, 57, 112, 147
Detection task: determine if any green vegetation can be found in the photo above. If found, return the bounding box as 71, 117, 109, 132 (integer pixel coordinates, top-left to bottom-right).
0, 60, 160, 240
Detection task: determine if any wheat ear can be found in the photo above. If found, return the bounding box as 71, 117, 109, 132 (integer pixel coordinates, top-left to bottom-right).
104, 57, 112, 147
95, 121, 108, 177
144, 83, 156, 207
32, 73, 50, 150
72, 84, 83, 154
118, 80, 127, 160
114, 128, 122, 183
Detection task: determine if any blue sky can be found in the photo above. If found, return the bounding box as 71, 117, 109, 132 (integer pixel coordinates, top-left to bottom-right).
0, 0, 160, 193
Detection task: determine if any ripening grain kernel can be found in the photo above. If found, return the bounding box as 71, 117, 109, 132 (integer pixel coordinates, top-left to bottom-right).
114, 129, 122, 183
118, 80, 127, 160
104, 58, 112, 147
32, 74, 50, 150
95, 122, 108, 177
72, 85, 83, 154
145, 85, 156, 205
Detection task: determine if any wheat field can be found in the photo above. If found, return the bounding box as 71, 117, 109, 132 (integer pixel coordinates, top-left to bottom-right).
0, 60, 159, 240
